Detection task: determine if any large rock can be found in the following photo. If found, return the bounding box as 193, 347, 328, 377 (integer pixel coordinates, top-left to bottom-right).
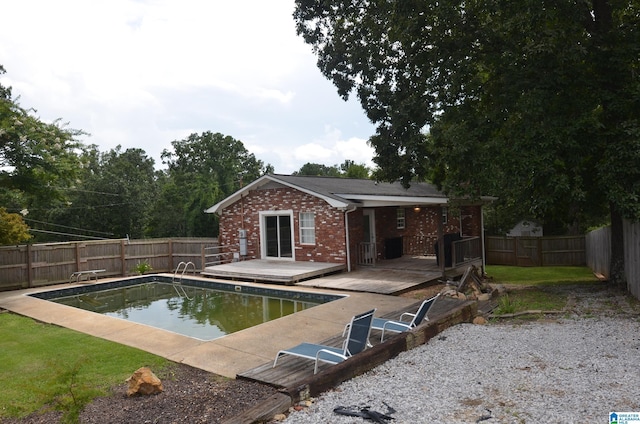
126, 367, 163, 396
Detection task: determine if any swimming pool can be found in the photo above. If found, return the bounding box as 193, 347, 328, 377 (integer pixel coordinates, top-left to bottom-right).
30, 275, 344, 341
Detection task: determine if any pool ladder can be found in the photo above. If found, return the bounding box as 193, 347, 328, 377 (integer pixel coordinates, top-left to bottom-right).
172, 261, 195, 299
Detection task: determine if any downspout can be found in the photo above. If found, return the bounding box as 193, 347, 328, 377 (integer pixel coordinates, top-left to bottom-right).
344, 205, 357, 272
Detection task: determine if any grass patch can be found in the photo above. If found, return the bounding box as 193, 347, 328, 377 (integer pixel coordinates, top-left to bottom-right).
0, 313, 169, 423
486, 265, 598, 286
485, 266, 598, 316
493, 288, 568, 316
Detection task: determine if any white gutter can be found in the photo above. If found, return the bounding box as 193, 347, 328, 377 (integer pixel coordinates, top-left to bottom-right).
344, 205, 357, 272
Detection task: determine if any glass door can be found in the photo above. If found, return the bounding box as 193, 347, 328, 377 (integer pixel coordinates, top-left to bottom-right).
264, 215, 293, 259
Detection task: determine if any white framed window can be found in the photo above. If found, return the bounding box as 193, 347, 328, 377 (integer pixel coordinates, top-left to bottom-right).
396, 208, 405, 229
299, 212, 316, 244
442, 207, 448, 224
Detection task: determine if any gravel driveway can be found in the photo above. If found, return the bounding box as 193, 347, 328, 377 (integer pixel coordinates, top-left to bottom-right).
282, 284, 640, 424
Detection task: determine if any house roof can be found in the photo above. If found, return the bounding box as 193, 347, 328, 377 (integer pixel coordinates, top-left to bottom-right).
205, 174, 463, 214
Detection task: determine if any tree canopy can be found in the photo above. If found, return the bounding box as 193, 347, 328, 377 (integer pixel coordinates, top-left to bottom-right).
42, 146, 159, 239
294, 0, 640, 282
156, 132, 272, 237
293, 160, 371, 178
0, 66, 85, 211
0, 207, 31, 244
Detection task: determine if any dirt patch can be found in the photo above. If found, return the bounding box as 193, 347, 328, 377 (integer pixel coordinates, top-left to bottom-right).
398, 283, 445, 300
2, 363, 278, 424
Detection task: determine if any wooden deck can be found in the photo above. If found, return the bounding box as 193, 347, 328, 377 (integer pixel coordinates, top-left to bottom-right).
297, 266, 442, 294
201, 260, 345, 284
238, 296, 473, 390
201, 256, 480, 294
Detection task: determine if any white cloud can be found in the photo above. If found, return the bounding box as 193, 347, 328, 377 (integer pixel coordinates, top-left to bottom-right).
284, 126, 375, 172
0, 0, 376, 174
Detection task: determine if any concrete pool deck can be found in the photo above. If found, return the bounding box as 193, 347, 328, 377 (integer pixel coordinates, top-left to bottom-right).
0, 275, 420, 379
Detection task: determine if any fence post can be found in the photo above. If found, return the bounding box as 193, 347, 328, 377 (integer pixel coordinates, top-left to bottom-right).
120, 239, 127, 276
538, 237, 543, 266
168, 240, 173, 272
27, 244, 33, 288
75, 242, 81, 273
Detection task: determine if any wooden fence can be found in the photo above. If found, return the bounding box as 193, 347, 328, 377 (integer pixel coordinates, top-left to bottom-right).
586, 220, 640, 299
0, 238, 218, 291
485, 235, 586, 266
585, 226, 611, 278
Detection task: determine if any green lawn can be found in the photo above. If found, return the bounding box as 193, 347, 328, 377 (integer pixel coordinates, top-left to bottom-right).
0, 312, 169, 423
484, 265, 600, 316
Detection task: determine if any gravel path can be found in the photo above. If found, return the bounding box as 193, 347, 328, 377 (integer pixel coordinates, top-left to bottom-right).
283, 286, 640, 424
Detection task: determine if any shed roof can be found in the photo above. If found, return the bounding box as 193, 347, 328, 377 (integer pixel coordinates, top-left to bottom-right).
205, 174, 463, 214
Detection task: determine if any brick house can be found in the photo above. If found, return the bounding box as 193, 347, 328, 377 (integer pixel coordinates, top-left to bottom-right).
205, 174, 488, 272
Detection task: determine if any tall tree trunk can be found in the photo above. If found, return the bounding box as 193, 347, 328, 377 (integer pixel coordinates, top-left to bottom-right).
609, 203, 626, 288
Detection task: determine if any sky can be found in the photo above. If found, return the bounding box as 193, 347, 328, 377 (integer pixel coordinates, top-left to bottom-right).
0, 0, 377, 174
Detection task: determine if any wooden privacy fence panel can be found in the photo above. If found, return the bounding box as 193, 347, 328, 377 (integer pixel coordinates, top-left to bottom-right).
485, 236, 586, 266
84, 240, 126, 276
0, 238, 217, 291
168, 239, 218, 270
485, 237, 516, 266
585, 226, 611, 278
541, 236, 585, 266
125, 240, 172, 274
585, 220, 640, 300
31, 243, 78, 286
0, 245, 28, 290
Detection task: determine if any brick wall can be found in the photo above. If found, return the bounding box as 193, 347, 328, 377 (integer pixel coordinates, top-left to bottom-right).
217, 184, 485, 266
219, 186, 348, 264
373, 205, 483, 258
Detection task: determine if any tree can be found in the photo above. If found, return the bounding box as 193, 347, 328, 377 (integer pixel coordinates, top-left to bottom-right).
340, 160, 371, 179
44, 146, 158, 240
0, 66, 85, 210
294, 0, 640, 285
0, 207, 31, 245
156, 132, 270, 237
293, 162, 342, 177
293, 160, 371, 178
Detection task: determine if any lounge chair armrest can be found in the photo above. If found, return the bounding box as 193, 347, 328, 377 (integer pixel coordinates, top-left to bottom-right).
399, 312, 416, 322
314, 349, 348, 374
342, 323, 350, 337
380, 320, 412, 342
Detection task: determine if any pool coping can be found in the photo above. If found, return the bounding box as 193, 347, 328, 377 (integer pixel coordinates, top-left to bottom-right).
0, 274, 419, 378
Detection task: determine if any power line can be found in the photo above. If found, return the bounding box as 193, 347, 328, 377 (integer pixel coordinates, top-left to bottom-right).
28, 228, 112, 240
23, 218, 114, 236
9, 202, 136, 213
52, 186, 122, 196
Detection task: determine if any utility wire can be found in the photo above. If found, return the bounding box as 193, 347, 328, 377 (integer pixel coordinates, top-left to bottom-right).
23, 218, 114, 236
52, 186, 122, 196
28, 229, 113, 240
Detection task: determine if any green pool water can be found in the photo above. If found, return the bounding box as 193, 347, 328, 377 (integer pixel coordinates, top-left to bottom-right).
52, 282, 322, 340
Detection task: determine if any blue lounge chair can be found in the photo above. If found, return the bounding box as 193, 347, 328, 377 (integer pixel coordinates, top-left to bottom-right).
273, 309, 376, 374
345, 294, 440, 343
374, 294, 440, 341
